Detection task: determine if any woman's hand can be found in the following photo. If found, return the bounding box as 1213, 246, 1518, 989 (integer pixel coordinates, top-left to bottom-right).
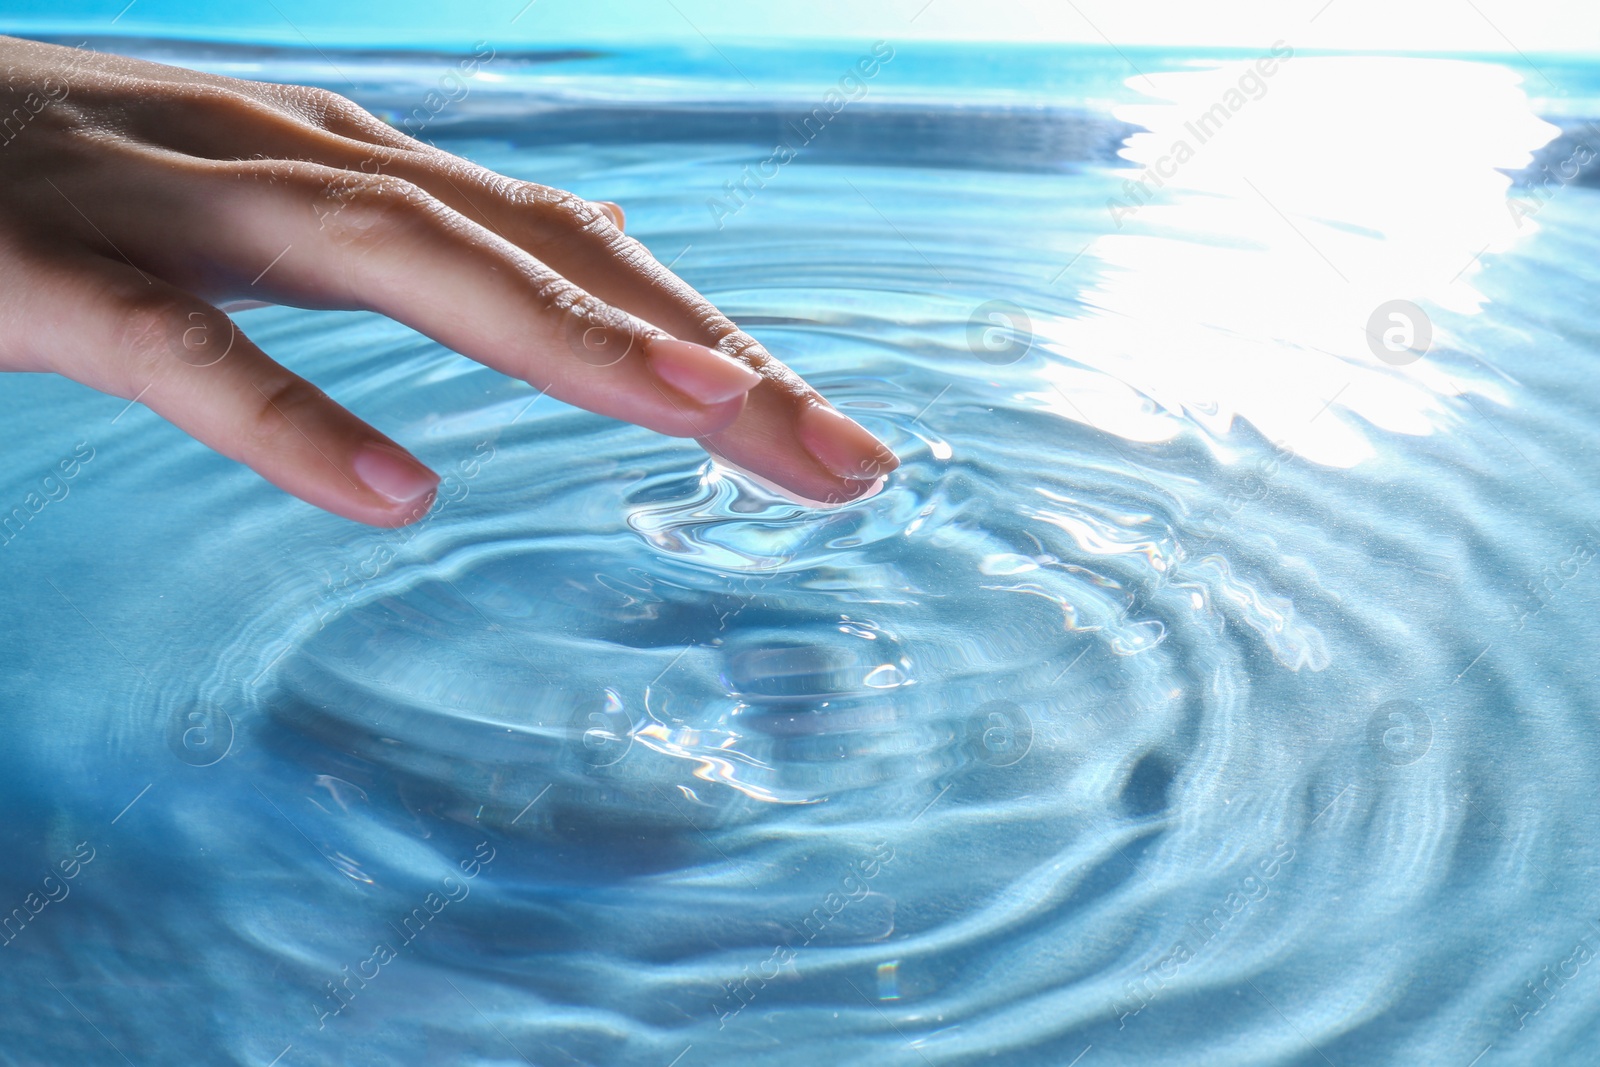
0, 36, 898, 526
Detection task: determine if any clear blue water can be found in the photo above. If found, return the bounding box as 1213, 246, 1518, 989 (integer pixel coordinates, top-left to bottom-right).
5, 36, 1600, 1067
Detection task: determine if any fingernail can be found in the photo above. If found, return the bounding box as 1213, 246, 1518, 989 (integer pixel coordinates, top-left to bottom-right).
797, 403, 899, 481
645, 337, 762, 405
593, 200, 625, 229
352, 443, 439, 506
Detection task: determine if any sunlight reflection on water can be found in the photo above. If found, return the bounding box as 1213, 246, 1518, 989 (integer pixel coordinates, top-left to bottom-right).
1040, 56, 1550, 465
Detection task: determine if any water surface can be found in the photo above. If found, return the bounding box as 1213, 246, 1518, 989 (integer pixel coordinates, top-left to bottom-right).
3, 37, 1600, 1067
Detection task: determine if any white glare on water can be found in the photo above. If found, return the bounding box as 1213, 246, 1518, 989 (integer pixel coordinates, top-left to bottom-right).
1033, 57, 1555, 466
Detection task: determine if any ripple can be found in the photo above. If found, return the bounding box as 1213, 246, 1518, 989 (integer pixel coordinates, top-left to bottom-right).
6, 42, 1600, 1067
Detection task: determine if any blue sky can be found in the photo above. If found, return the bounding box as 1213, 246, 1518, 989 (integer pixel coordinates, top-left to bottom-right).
3, 0, 1597, 53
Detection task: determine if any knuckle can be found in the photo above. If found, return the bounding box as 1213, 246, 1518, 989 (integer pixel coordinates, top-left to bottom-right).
573, 295, 635, 339
308, 172, 438, 248
535, 281, 638, 367
162, 80, 277, 123
113, 292, 203, 385
527, 186, 611, 232
245, 374, 328, 450
515, 188, 672, 289
290, 85, 371, 126
527, 272, 584, 319
598, 226, 650, 265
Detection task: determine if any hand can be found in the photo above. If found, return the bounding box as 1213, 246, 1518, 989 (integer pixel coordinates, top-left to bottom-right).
0, 36, 898, 526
